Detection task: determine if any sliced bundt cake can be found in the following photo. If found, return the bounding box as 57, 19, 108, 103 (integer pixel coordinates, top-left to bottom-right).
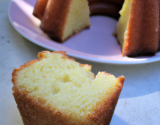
33, 0, 160, 57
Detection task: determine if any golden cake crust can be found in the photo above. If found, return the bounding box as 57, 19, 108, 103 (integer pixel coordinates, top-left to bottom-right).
40, 0, 90, 42
12, 51, 124, 125
122, 0, 159, 56
40, 0, 72, 42
33, 0, 48, 20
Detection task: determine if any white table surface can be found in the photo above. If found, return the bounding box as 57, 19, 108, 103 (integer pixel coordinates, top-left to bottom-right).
1, 0, 160, 125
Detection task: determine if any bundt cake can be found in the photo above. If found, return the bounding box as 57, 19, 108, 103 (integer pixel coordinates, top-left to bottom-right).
12, 51, 124, 125
33, 0, 160, 57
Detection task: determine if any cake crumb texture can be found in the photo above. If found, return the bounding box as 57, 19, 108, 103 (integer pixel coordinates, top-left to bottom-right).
12, 51, 124, 125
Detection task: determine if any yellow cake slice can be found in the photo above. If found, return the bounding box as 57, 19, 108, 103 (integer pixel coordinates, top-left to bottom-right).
40, 0, 90, 42
12, 51, 124, 125
115, 0, 159, 56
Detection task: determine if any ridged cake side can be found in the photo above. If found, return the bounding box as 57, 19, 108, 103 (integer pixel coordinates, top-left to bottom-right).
40, 0, 90, 42
115, 0, 159, 56
33, 0, 48, 20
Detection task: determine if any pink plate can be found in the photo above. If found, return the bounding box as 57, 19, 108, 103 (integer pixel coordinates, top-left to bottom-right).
8, 0, 160, 64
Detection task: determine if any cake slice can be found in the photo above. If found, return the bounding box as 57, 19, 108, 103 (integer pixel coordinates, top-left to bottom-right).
115, 0, 159, 56
40, 0, 90, 42
12, 51, 124, 125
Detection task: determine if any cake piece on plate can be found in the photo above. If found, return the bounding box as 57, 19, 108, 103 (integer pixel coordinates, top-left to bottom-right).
40, 0, 90, 42
115, 0, 159, 56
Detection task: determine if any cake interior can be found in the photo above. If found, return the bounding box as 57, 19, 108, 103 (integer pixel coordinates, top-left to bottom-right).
115, 0, 132, 47
16, 52, 120, 120
63, 0, 90, 40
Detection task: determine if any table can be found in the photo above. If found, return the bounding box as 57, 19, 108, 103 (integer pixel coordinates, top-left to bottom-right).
0, 0, 160, 125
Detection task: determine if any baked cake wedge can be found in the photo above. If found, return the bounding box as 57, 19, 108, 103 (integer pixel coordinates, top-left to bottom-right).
12, 51, 124, 125
40, 0, 90, 42
115, 0, 159, 56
